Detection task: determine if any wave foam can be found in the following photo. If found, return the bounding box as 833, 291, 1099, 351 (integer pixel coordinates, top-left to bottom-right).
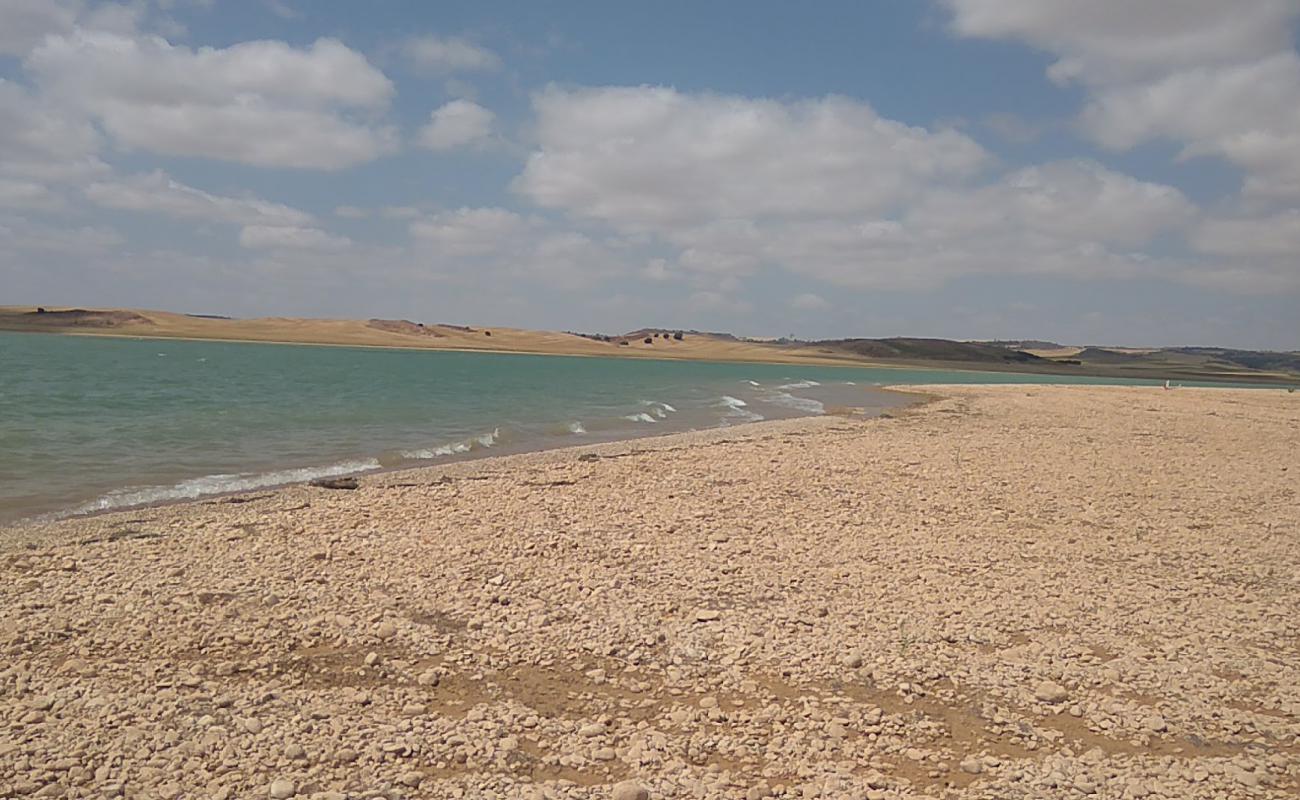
778, 380, 821, 389
402, 428, 500, 460
63, 459, 382, 518
624, 412, 658, 424
716, 395, 764, 423
765, 391, 825, 414
568, 421, 587, 434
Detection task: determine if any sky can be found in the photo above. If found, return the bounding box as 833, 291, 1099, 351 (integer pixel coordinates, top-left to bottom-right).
1, 1, 1298, 349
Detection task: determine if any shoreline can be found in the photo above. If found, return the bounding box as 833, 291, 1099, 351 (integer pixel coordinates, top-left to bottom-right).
0, 388, 924, 544
1, 384, 1296, 799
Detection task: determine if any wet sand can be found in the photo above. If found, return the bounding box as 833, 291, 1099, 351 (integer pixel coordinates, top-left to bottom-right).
1, 385, 1297, 799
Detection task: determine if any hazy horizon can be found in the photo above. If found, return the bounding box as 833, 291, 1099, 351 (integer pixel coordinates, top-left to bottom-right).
2, 1, 1298, 349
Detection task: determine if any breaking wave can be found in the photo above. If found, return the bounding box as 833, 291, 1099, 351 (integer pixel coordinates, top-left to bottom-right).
61, 459, 383, 518
778, 380, 821, 389
640, 400, 677, 418
624, 412, 658, 424
716, 395, 764, 423
568, 421, 587, 434
401, 428, 500, 460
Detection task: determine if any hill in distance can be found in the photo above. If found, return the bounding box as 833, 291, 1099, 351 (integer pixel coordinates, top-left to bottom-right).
1, 305, 1295, 384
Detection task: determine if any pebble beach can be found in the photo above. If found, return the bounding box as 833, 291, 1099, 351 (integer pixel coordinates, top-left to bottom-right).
1, 385, 1297, 799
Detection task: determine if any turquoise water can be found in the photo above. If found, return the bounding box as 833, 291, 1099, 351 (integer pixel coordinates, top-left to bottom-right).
0, 331, 1234, 522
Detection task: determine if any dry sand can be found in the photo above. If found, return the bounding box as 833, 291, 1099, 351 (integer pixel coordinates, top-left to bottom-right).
1, 385, 1297, 799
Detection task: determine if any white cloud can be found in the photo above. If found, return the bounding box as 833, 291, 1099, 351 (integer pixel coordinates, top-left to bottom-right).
945, 1, 1298, 81
944, 0, 1300, 201
0, 79, 106, 182
791, 292, 830, 310
239, 224, 351, 251
27, 30, 397, 169
418, 100, 495, 151
687, 291, 752, 315
0, 0, 80, 57
513, 84, 1200, 292
85, 170, 314, 227
409, 206, 625, 288
0, 213, 124, 255
515, 86, 989, 231
1192, 209, 1300, 259
0, 178, 65, 211
410, 206, 533, 256
402, 35, 500, 72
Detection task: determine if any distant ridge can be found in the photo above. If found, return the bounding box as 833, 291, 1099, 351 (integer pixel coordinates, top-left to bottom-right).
1, 305, 1294, 383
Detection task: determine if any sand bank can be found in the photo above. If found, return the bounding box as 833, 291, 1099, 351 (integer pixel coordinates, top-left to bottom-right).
1, 386, 1297, 799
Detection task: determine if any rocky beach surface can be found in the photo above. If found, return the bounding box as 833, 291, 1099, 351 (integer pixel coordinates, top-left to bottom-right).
1, 385, 1297, 799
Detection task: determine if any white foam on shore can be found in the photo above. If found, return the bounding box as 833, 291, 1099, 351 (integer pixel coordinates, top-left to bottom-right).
624, 412, 658, 424
402, 428, 500, 460
61, 459, 382, 518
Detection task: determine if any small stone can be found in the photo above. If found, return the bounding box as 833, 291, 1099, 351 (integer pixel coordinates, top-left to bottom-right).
959, 758, 983, 775
417, 669, 440, 686
610, 781, 649, 800
695, 609, 720, 622
1034, 680, 1068, 704
335, 748, 358, 764
400, 772, 423, 788
699, 696, 719, 709
746, 784, 771, 800
363, 652, 380, 666
842, 653, 863, 669
29, 695, 55, 711
593, 747, 616, 761
243, 718, 264, 735
285, 744, 306, 760
268, 779, 295, 799
1144, 715, 1168, 733
905, 748, 926, 761
579, 722, 606, 737
375, 621, 397, 639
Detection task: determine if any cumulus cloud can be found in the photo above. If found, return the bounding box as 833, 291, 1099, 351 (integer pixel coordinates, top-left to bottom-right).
515, 86, 989, 231
402, 35, 500, 72
26, 30, 397, 169
513, 85, 1202, 292
85, 170, 314, 227
418, 100, 495, 151
944, 0, 1300, 202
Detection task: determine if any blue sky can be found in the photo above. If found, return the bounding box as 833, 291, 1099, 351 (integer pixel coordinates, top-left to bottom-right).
2, 0, 1298, 348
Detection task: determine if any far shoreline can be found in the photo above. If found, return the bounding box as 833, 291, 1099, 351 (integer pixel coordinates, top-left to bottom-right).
3, 327, 1292, 386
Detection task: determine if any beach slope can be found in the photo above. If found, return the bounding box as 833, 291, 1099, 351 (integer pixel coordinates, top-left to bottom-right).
1, 386, 1297, 798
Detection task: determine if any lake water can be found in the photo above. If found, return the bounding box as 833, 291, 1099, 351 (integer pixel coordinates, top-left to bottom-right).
0, 331, 1201, 522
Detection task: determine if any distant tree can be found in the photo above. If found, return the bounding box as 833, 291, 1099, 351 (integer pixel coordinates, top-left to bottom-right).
673, 331, 683, 341
644, 337, 653, 344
